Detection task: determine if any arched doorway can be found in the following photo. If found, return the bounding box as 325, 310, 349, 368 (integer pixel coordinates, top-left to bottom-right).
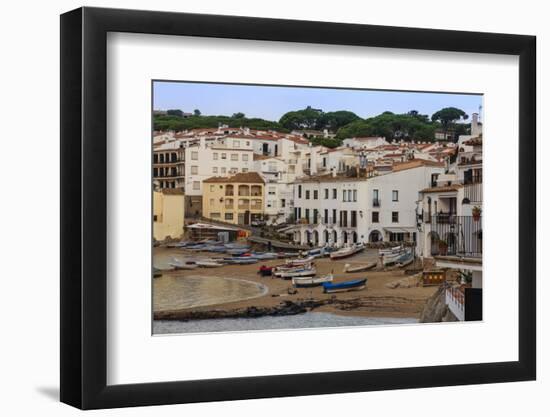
323, 230, 329, 245
313, 230, 319, 246
343, 231, 348, 244
352, 231, 358, 243
369, 230, 381, 242
332, 230, 338, 246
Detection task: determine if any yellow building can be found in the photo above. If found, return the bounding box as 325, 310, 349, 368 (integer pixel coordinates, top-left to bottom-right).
153, 189, 185, 241
202, 172, 265, 226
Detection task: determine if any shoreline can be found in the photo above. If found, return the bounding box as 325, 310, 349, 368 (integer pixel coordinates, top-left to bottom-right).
154, 247, 438, 323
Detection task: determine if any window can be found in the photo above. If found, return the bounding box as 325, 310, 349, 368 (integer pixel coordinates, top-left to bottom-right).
332, 209, 337, 225
305, 208, 310, 223
153, 215, 158, 222
373, 189, 380, 206
342, 190, 347, 202
351, 210, 357, 227
210, 212, 221, 219
268, 162, 277, 172
313, 190, 318, 200
324, 209, 328, 223
233, 140, 240, 148
306, 190, 310, 199
221, 167, 226, 174
322, 157, 327, 167
221, 153, 227, 159
209, 185, 215, 192
281, 199, 286, 208
372, 211, 379, 223
212, 167, 218, 174
268, 187, 276, 195
242, 168, 248, 173
324, 188, 329, 199
193, 181, 200, 190
191, 151, 198, 160
332, 188, 337, 199
191, 166, 198, 174
209, 198, 215, 206
230, 167, 238, 174
213, 153, 218, 160
231, 153, 238, 161
225, 213, 234, 220
298, 185, 302, 198
353, 190, 357, 202
392, 211, 399, 223
392, 190, 399, 202
246, 141, 250, 146
242, 154, 249, 161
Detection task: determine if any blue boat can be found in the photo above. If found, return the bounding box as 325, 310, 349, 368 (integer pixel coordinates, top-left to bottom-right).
322, 278, 367, 293
226, 248, 250, 256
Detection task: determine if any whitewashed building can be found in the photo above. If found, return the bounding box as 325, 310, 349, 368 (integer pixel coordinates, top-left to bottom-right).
291, 160, 445, 247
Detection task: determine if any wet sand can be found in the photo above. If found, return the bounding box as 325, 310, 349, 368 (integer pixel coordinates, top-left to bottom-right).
153, 247, 438, 319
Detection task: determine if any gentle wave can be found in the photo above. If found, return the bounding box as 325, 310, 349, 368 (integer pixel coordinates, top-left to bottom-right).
154, 312, 418, 334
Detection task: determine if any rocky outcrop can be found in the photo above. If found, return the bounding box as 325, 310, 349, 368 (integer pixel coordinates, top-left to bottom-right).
419, 285, 458, 323
154, 299, 324, 321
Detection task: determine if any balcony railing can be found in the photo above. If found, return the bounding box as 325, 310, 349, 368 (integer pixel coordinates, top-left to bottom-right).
429, 215, 482, 257
373, 199, 381, 207
463, 183, 483, 203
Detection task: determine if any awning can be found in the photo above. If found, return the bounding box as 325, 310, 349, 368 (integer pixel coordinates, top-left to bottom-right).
383, 227, 417, 234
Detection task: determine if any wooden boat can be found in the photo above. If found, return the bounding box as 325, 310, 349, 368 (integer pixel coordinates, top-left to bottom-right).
224, 257, 258, 265
379, 245, 403, 255
343, 262, 376, 273
249, 252, 279, 260
258, 265, 273, 276
383, 248, 411, 266
195, 260, 224, 268
395, 250, 414, 267
330, 243, 365, 260
275, 267, 317, 279
292, 274, 333, 287
284, 256, 315, 266
323, 278, 367, 293
273, 262, 313, 273
168, 258, 198, 270
226, 248, 250, 256
203, 245, 227, 253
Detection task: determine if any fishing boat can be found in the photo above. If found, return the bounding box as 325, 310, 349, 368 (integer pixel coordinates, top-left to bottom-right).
168, 257, 198, 270
274, 266, 316, 279
382, 248, 411, 266
258, 265, 273, 276
153, 267, 163, 278
292, 273, 333, 287
330, 243, 365, 260
343, 262, 377, 273
276, 252, 300, 258
185, 244, 207, 251
250, 252, 279, 260
226, 248, 250, 256
323, 278, 367, 293
223, 257, 258, 265
284, 256, 315, 267
195, 260, 224, 268
379, 245, 403, 255
395, 250, 414, 267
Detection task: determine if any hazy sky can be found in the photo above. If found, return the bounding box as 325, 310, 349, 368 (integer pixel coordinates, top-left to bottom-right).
153, 81, 483, 122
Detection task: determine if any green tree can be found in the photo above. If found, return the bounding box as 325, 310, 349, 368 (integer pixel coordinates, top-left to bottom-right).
278, 106, 324, 130
317, 110, 360, 131
431, 107, 468, 140
193, 109, 201, 116
166, 109, 183, 117
232, 112, 245, 119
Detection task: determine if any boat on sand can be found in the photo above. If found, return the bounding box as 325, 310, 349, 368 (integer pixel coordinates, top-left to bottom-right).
323, 278, 367, 293
330, 243, 365, 260
168, 257, 198, 270
292, 273, 333, 287
343, 262, 376, 273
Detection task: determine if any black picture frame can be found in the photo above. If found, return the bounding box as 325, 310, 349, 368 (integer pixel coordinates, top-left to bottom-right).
60, 6, 536, 410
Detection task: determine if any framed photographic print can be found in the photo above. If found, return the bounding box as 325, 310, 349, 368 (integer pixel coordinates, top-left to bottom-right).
60, 6, 536, 409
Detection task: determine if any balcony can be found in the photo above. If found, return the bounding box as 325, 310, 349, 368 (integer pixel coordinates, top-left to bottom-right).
429, 215, 482, 257
373, 199, 381, 207
463, 182, 483, 203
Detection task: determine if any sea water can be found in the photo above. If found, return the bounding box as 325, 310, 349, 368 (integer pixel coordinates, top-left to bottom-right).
153, 312, 418, 334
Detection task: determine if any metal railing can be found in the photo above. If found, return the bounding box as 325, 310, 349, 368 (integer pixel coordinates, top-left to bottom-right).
373, 198, 381, 207
429, 215, 482, 257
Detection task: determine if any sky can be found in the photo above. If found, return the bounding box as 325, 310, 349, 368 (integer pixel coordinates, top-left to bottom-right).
153, 81, 483, 122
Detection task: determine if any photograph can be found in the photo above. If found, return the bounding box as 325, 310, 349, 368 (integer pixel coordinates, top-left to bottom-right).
151, 81, 484, 334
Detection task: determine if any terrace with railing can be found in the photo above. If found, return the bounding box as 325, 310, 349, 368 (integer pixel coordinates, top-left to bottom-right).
429, 215, 482, 257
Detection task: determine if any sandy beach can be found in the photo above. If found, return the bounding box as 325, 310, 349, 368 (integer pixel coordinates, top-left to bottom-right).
153, 247, 438, 320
